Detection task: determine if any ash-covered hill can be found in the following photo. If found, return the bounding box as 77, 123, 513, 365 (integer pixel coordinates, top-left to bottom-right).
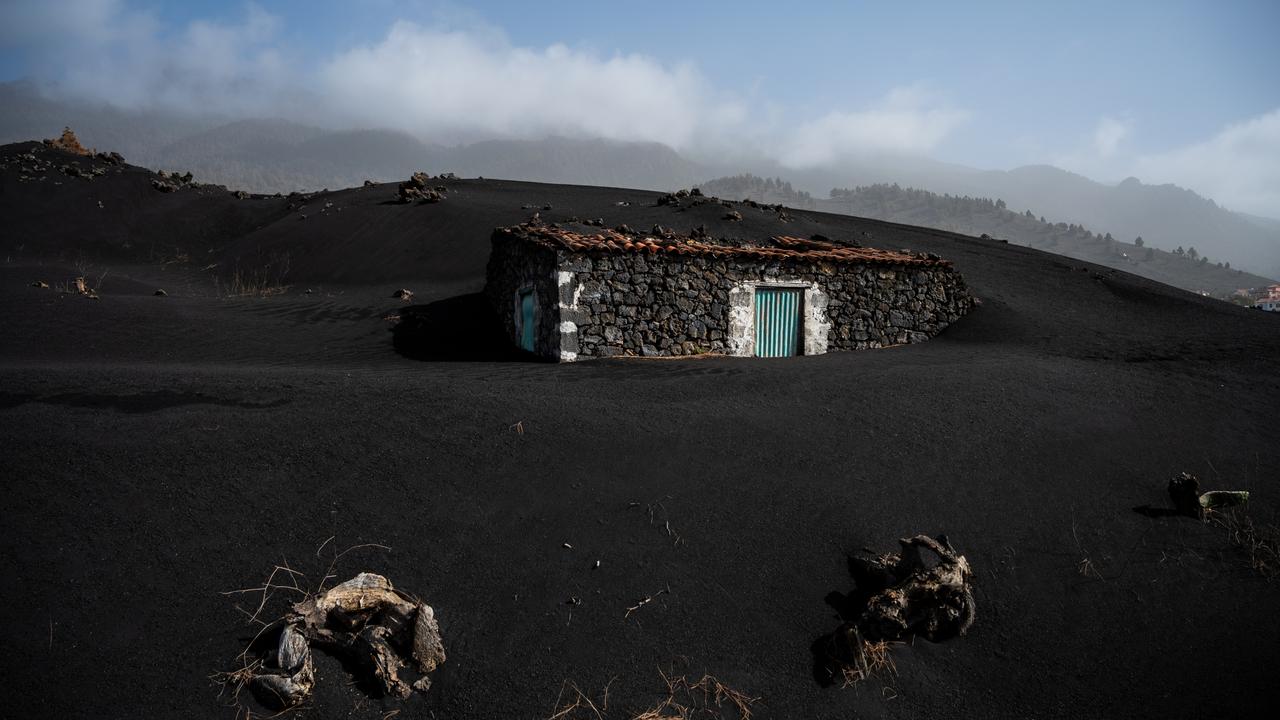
6, 81, 1276, 281
3, 136, 1276, 365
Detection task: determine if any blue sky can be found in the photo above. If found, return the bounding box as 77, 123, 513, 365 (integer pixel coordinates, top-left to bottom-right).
2, 0, 1278, 213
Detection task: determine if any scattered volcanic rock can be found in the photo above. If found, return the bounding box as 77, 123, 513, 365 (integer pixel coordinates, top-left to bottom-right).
1168, 472, 1250, 518
151, 170, 196, 193
393, 289, 414, 301
94, 150, 125, 165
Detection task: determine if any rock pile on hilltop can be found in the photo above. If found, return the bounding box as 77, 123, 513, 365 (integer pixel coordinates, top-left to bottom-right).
0, 143, 117, 184
397, 171, 448, 204
42, 127, 91, 156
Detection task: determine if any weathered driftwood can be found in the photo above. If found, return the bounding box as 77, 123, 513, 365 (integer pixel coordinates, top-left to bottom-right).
250, 573, 445, 709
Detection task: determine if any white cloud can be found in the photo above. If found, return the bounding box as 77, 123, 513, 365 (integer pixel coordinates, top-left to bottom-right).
1052, 114, 1133, 177
1093, 116, 1130, 158
319, 21, 745, 148
1133, 109, 1280, 217
2, 4, 968, 168
779, 87, 969, 168
1055, 111, 1280, 217
8, 1, 299, 117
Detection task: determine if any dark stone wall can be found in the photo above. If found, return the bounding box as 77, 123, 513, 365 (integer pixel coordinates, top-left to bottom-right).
556, 250, 973, 358
484, 236, 561, 358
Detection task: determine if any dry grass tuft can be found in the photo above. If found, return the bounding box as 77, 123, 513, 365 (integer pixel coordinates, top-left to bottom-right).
218, 253, 293, 298
632, 669, 760, 720
548, 669, 758, 720
1076, 557, 1102, 580
839, 640, 897, 688
1209, 508, 1280, 579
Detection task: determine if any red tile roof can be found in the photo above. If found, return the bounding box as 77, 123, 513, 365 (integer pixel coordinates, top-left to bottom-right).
495, 223, 952, 268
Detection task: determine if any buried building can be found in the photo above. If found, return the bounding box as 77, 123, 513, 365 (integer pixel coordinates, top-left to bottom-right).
484, 222, 974, 361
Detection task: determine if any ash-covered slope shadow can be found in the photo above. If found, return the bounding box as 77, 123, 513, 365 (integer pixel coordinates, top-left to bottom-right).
0, 390, 291, 414
392, 293, 537, 362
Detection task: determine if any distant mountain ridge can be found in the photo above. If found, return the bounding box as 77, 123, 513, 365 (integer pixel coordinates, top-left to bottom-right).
1, 80, 1275, 280
700, 175, 1274, 297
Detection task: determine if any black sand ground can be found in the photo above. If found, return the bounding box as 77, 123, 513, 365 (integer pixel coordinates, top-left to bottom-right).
2, 143, 1279, 719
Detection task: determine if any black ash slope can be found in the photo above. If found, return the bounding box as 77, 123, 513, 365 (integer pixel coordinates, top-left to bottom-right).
1, 143, 1279, 719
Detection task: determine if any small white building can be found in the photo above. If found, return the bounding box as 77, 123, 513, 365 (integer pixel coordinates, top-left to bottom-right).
1256, 298, 1280, 313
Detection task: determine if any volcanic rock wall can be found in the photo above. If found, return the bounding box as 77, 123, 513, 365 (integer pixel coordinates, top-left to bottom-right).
487, 237, 973, 360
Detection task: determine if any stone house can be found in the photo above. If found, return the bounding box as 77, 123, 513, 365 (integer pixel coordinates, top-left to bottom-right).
484, 222, 973, 361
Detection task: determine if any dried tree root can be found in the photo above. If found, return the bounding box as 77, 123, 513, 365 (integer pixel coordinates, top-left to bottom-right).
248, 624, 314, 708
246, 573, 445, 709
857, 535, 976, 643
817, 534, 975, 686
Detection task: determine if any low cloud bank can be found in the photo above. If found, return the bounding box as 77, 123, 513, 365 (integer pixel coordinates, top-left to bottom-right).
2, 0, 1276, 216
1134, 110, 1280, 217
0, 1, 961, 159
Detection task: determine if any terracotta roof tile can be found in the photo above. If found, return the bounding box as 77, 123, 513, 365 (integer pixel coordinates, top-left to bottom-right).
495, 224, 951, 268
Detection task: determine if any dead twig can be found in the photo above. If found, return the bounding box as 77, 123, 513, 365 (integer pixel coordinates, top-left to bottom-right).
625, 585, 671, 619
220, 562, 308, 626
631, 496, 683, 547
548, 680, 606, 720
1071, 513, 1105, 581
316, 542, 393, 595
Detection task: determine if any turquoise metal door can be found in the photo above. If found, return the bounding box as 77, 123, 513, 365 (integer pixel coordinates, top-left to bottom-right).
519, 290, 535, 352
754, 287, 802, 357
